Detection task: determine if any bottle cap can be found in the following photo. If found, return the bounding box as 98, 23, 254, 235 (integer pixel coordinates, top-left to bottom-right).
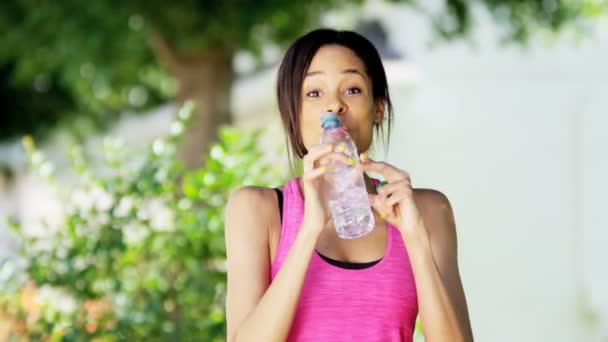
321, 112, 341, 130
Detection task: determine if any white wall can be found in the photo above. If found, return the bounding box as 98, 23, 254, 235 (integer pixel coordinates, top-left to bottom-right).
370, 3, 608, 341
581, 85, 608, 339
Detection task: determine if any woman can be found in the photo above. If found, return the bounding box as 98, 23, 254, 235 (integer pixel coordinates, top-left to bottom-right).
224, 29, 473, 341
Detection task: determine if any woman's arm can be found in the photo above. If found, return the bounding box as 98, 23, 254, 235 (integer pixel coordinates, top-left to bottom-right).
409, 189, 473, 342
359, 155, 473, 341
224, 186, 319, 342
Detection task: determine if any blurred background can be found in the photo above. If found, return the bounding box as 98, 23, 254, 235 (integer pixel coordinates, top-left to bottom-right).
1, 0, 607, 341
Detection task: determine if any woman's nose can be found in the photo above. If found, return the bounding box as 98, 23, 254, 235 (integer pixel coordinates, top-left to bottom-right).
324, 98, 347, 115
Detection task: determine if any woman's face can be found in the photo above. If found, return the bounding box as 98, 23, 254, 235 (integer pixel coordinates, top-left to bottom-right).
299, 44, 383, 154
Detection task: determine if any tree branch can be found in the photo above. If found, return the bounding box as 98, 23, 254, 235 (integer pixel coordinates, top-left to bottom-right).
150, 33, 183, 75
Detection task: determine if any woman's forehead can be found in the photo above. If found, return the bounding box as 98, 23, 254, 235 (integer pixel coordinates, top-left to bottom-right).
307, 45, 366, 72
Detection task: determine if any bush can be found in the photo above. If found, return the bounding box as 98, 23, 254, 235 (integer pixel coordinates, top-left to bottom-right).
0, 102, 285, 341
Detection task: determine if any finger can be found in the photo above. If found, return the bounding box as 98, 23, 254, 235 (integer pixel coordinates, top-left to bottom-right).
368, 193, 392, 220
359, 152, 370, 163
373, 181, 393, 218
385, 191, 410, 207
302, 165, 328, 183
303, 144, 334, 171
319, 154, 354, 169
305, 144, 354, 170
326, 152, 355, 167
360, 157, 409, 183
377, 180, 410, 199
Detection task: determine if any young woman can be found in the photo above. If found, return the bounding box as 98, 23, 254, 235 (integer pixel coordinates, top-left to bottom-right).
224, 29, 473, 342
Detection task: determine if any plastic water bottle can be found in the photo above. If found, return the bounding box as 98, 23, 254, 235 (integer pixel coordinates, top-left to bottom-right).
320, 112, 375, 239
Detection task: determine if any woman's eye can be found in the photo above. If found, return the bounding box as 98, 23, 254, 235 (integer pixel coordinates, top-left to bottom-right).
346, 87, 361, 95
306, 90, 321, 97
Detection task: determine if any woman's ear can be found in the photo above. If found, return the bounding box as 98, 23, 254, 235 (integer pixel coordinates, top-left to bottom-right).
374, 100, 385, 124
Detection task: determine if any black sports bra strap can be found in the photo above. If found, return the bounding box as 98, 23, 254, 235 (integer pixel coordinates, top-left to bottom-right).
272, 186, 381, 270
273, 188, 283, 224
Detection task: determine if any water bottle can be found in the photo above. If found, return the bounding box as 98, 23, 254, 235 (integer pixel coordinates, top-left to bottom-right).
320, 112, 375, 239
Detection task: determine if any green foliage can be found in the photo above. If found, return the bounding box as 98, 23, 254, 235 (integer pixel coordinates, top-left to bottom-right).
474, 0, 608, 42
0, 0, 359, 143
0, 102, 285, 340
2, 0, 605, 144
132, 0, 364, 54
0, 1, 172, 143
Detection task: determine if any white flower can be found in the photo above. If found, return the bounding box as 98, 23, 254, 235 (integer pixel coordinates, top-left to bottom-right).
70, 189, 93, 213
30, 238, 55, 252
0, 258, 28, 286
91, 186, 114, 212
153, 139, 165, 155
150, 206, 174, 232
73, 256, 88, 271
92, 279, 113, 293
31, 151, 44, 165
123, 221, 149, 245
170, 121, 184, 136
113, 294, 129, 311
114, 196, 134, 217
96, 212, 110, 226
38, 285, 77, 315
39, 162, 55, 177
178, 198, 192, 210
138, 199, 174, 232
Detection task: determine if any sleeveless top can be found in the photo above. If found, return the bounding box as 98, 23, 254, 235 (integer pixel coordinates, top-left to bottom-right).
274, 187, 382, 270
270, 177, 419, 342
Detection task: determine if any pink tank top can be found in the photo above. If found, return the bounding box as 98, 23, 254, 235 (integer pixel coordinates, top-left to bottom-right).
270, 177, 418, 341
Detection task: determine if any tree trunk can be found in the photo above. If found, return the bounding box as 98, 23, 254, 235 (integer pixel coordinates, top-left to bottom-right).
152, 36, 235, 170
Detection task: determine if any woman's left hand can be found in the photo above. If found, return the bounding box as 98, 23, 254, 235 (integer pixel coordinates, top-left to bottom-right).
359, 153, 428, 240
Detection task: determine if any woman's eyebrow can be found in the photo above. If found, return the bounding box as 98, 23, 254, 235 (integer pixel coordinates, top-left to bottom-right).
305, 68, 365, 78
342, 68, 364, 76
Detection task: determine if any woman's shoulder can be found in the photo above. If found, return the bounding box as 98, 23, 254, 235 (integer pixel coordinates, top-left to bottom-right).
225, 185, 283, 232
226, 185, 280, 214
412, 187, 457, 242
413, 188, 451, 209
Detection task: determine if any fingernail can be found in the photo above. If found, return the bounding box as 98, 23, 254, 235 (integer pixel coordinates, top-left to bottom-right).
348, 158, 355, 165
380, 213, 386, 219
338, 144, 345, 152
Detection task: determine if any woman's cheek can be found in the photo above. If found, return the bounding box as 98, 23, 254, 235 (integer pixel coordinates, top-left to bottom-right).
300, 121, 321, 148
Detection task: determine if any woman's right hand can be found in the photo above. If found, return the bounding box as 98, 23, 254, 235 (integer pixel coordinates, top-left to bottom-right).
300, 143, 352, 237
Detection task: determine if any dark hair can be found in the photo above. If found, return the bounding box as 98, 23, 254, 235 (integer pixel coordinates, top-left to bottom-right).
277, 28, 394, 171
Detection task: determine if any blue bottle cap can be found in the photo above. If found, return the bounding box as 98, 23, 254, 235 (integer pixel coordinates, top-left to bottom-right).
321, 112, 341, 130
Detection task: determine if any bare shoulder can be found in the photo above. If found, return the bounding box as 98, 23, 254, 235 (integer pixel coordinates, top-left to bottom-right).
413, 189, 473, 340
227, 185, 276, 210
412, 188, 456, 239
224, 185, 282, 339
413, 188, 452, 211
225, 186, 278, 234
